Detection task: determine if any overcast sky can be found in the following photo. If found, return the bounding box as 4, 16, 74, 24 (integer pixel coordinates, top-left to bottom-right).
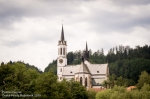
0, 0, 150, 71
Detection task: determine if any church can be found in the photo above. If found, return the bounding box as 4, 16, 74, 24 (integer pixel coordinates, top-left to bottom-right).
57, 25, 109, 89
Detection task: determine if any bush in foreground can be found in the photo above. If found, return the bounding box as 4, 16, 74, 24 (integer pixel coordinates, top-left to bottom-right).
96, 85, 150, 99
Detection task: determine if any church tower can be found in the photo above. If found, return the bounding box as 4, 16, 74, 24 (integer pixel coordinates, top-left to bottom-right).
57, 24, 67, 81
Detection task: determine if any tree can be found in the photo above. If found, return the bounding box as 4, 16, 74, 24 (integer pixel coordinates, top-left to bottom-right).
0, 62, 40, 98
1, 62, 4, 66
67, 52, 74, 65
87, 89, 96, 99
141, 83, 150, 91
96, 89, 112, 99
137, 71, 150, 89
35, 72, 60, 98
44, 60, 57, 74
68, 79, 88, 99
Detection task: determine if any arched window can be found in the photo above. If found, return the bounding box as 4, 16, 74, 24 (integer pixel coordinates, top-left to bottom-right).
60, 68, 62, 72
85, 77, 87, 87
80, 77, 82, 85
63, 48, 65, 55
60, 48, 62, 55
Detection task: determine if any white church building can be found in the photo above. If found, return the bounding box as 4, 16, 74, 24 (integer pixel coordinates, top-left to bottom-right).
57, 25, 109, 89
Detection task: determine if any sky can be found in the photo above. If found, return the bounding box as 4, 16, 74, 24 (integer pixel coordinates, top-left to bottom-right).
0, 0, 150, 71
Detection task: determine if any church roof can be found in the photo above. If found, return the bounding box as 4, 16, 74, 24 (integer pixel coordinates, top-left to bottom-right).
62, 65, 80, 76
84, 61, 108, 75
60, 24, 65, 41
62, 61, 108, 76
77, 62, 90, 74
86, 63, 108, 75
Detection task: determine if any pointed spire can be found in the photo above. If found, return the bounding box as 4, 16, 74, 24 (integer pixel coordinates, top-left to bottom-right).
86, 41, 88, 52
84, 41, 89, 61
60, 24, 65, 41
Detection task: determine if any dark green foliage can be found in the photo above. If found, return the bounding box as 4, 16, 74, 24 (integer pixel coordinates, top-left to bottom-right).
0, 62, 40, 99
69, 79, 88, 99
66, 49, 106, 65
44, 60, 57, 74
67, 52, 75, 65
109, 58, 150, 83
107, 45, 150, 63
0, 62, 89, 99
29, 71, 88, 99
67, 51, 82, 65
100, 45, 150, 87
17, 61, 43, 73
89, 49, 106, 64
35, 72, 71, 99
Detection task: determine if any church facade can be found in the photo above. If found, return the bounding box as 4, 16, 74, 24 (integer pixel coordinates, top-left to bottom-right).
57, 25, 109, 89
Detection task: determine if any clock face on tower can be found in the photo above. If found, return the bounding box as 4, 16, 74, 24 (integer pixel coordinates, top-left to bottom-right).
59, 59, 63, 64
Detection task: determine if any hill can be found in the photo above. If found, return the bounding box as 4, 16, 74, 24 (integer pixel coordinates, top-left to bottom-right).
1, 61, 43, 74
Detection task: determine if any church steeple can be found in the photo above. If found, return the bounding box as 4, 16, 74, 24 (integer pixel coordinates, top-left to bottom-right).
83, 41, 89, 61
58, 24, 66, 45
57, 24, 67, 81
86, 41, 88, 52
60, 24, 65, 41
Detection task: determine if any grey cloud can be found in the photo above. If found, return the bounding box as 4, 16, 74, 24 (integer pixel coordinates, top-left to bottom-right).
86, 8, 150, 34
0, 0, 83, 29
113, 0, 150, 5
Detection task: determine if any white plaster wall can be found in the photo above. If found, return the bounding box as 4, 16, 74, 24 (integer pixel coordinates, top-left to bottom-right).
57, 66, 64, 75
57, 42, 67, 79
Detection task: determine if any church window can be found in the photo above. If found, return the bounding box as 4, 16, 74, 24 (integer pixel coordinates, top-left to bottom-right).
85, 77, 87, 87
60, 68, 62, 72
97, 71, 99, 73
63, 48, 65, 55
60, 48, 62, 55
80, 77, 82, 85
